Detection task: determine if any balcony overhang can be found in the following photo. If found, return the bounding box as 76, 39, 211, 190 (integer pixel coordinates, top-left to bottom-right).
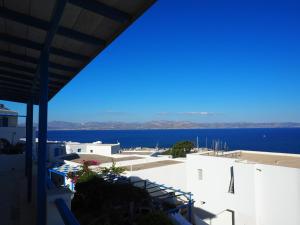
0, 0, 156, 104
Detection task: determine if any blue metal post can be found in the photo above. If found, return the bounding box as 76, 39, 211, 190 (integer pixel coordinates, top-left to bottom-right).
26, 100, 33, 202
37, 51, 49, 225
35, 1, 67, 224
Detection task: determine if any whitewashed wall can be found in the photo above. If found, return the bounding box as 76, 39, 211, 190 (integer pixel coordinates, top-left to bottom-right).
186, 154, 236, 212
234, 163, 256, 225
254, 164, 300, 225
65, 143, 120, 156
186, 153, 300, 225
86, 144, 120, 156
65, 143, 87, 154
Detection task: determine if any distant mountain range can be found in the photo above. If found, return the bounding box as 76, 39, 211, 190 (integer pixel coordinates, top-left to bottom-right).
45, 120, 300, 130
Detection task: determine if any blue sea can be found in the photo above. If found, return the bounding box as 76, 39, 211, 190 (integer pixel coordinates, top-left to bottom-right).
47, 128, 300, 154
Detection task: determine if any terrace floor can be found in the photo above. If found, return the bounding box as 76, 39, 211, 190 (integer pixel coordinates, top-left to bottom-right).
0, 170, 36, 225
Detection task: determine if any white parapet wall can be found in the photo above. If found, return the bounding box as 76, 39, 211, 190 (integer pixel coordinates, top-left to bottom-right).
47, 186, 74, 225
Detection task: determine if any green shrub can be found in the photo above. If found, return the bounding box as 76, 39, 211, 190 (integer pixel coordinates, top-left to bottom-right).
67, 160, 98, 184
101, 161, 125, 176
163, 141, 195, 158
72, 176, 153, 225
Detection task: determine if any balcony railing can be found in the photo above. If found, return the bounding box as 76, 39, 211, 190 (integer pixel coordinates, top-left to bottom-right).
55, 198, 80, 225
47, 177, 80, 225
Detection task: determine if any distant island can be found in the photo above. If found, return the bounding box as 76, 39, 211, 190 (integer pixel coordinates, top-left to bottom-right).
44, 120, 300, 130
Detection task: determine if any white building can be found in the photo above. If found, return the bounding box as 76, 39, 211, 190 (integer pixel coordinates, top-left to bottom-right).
0, 104, 18, 127
186, 150, 300, 225
56, 144, 300, 225
40, 140, 66, 162
65, 141, 121, 156
0, 104, 32, 149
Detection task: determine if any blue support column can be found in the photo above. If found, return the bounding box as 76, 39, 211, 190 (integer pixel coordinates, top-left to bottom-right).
25, 100, 33, 202
37, 52, 49, 225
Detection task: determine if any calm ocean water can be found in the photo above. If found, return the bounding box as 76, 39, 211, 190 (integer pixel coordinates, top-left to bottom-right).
47, 128, 300, 154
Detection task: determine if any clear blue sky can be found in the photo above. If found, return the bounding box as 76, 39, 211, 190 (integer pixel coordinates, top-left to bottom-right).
2, 0, 300, 123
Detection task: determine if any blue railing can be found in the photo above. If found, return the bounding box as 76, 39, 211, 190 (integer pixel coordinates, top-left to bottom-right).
55, 198, 80, 225
49, 167, 194, 223
47, 177, 80, 225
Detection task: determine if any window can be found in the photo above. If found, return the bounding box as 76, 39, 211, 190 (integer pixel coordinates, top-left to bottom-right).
90, 150, 93, 153
77, 148, 81, 152
198, 169, 203, 180
228, 166, 235, 194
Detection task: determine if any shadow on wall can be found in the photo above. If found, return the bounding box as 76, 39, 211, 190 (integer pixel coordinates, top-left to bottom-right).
193, 207, 235, 225
193, 207, 216, 225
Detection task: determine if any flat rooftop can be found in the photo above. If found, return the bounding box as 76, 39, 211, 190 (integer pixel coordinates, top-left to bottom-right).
237, 152, 300, 169
201, 151, 300, 169
122, 160, 183, 171
61, 154, 142, 164
65, 142, 119, 146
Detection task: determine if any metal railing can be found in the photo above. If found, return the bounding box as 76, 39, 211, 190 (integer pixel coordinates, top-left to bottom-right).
47, 177, 80, 225
55, 198, 80, 225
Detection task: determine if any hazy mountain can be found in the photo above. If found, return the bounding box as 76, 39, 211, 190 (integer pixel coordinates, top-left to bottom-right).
46, 120, 300, 130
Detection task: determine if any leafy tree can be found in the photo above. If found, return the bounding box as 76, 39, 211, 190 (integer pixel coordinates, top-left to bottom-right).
164, 141, 195, 158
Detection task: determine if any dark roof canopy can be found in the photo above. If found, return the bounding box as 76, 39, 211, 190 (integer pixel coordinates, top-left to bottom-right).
0, 0, 156, 104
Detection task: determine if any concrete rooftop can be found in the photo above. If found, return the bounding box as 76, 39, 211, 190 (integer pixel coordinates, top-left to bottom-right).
61, 153, 143, 164
122, 160, 183, 171
201, 150, 300, 169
